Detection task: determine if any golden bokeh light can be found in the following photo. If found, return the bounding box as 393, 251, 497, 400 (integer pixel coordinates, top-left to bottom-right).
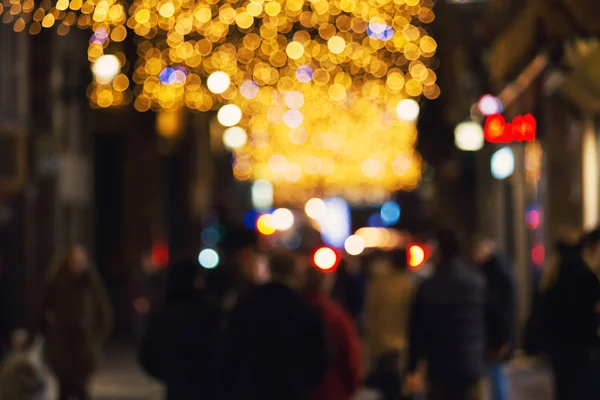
1, 0, 438, 203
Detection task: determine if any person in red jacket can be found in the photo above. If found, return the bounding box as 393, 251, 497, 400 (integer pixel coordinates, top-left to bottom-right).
303, 265, 363, 400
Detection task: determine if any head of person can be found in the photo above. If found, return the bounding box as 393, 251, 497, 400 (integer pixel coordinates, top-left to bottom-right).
165, 258, 202, 303
433, 229, 460, 264
472, 237, 496, 266
203, 267, 231, 305
222, 227, 260, 283
269, 251, 302, 289
66, 244, 89, 275
389, 247, 409, 271
304, 266, 335, 295
580, 228, 600, 270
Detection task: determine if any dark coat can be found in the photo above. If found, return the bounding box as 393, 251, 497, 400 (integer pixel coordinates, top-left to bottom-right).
139, 259, 223, 400
219, 282, 330, 400
407, 259, 487, 385
139, 298, 222, 400
304, 292, 362, 400
479, 253, 515, 352
544, 244, 600, 360
35, 259, 113, 383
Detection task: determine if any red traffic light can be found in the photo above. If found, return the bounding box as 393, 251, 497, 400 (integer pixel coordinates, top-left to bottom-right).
407, 244, 427, 269
313, 247, 340, 272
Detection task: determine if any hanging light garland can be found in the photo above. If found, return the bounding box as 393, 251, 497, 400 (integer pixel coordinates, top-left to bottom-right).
1, 0, 438, 203
230, 85, 423, 205
127, 0, 439, 111
123, 0, 438, 203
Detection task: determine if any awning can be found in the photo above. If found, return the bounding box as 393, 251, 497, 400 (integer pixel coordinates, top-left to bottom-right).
556, 40, 600, 113
486, 0, 594, 85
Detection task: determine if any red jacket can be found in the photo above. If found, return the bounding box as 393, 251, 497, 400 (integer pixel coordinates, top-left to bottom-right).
304, 292, 362, 400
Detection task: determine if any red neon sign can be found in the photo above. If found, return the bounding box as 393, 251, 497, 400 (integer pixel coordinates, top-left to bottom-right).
484, 114, 536, 143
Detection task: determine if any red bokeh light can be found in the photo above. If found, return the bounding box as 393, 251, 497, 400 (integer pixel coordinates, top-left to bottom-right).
484, 114, 510, 143
151, 241, 169, 269
485, 113, 536, 143
512, 114, 537, 142
408, 244, 427, 269
532, 244, 545, 265
313, 247, 339, 272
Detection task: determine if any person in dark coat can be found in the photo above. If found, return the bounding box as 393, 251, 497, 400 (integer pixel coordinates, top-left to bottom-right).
303, 266, 362, 400
473, 238, 515, 400
332, 259, 366, 323
33, 245, 113, 400
406, 230, 489, 400
220, 226, 263, 310
219, 252, 330, 400
540, 229, 600, 400
139, 258, 222, 400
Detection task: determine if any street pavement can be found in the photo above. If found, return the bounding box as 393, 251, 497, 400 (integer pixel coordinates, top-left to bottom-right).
44, 346, 552, 399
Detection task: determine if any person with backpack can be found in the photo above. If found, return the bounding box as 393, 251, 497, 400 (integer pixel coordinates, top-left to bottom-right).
0, 330, 47, 400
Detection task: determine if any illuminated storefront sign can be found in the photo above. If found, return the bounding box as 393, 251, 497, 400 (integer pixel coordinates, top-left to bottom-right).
484, 114, 537, 143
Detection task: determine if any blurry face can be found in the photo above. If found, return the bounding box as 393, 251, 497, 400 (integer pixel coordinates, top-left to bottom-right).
473, 241, 493, 265
255, 253, 270, 284
68, 246, 88, 275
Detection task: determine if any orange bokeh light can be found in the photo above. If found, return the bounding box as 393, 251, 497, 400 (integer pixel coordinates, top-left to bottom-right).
256, 214, 276, 236
408, 244, 426, 269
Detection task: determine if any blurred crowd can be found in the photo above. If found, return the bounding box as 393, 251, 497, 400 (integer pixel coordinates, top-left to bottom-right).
1, 225, 600, 400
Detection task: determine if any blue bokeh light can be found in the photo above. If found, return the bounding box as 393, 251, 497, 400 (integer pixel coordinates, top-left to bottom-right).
317, 198, 351, 249
159, 66, 187, 85
368, 212, 385, 228
91, 28, 108, 44
380, 201, 401, 226
296, 65, 313, 83
367, 23, 394, 41
201, 227, 221, 246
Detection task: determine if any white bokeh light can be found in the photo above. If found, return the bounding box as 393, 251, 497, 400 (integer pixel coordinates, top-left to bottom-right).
344, 235, 366, 256
305, 198, 326, 219
491, 147, 515, 180
396, 99, 420, 122
252, 180, 273, 210
285, 91, 305, 109
478, 95, 503, 116
198, 248, 219, 269
284, 109, 304, 128
91, 55, 120, 84
207, 71, 231, 94
223, 126, 248, 149
313, 247, 338, 271
454, 121, 484, 151
272, 208, 295, 231
217, 104, 242, 127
